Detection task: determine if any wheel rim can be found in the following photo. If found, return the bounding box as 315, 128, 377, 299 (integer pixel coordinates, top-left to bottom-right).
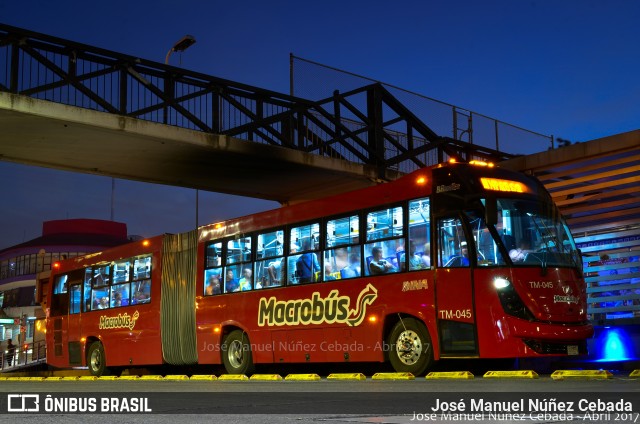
227, 340, 245, 369
90, 347, 102, 372
395, 329, 423, 366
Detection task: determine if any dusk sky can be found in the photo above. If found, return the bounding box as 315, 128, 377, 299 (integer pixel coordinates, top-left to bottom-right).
1, 0, 638, 250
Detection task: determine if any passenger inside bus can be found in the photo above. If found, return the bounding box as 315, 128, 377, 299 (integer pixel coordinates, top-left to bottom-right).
266, 259, 282, 286
238, 268, 253, 291
296, 239, 320, 283
287, 244, 300, 284
340, 253, 361, 279
225, 269, 239, 293
401, 241, 429, 271
421, 243, 431, 268
97, 296, 109, 309
91, 290, 107, 310
133, 290, 149, 304
112, 291, 123, 307
509, 241, 532, 262
324, 263, 339, 281
446, 241, 470, 267
132, 281, 151, 304
368, 246, 396, 275
205, 274, 222, 295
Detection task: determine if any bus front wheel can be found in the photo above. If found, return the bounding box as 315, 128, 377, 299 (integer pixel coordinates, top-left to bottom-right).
387, 318, 433, 376
87, 341, 110, 377
222, 330, 255, 375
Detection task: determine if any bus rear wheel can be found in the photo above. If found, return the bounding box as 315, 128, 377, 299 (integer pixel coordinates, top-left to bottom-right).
387, 318, 433, 376
87, 341, 110, 377
222, 330, 255, 375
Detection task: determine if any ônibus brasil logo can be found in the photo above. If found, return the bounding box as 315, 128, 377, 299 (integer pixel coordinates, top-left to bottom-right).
258, 284, 378, 327
99, 310, 140, 331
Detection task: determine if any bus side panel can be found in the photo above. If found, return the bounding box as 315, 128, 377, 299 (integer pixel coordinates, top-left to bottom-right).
194, 298, 225, 364
195, 271, 437, 365
74, 247, 164, 368
80, 304, 164, 367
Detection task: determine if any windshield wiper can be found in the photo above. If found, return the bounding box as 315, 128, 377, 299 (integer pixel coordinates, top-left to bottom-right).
527, 213, 558, 276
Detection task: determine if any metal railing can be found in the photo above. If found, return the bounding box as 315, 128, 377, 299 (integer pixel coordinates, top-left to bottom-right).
0, 339, 46, 371
0, 23, 514, 179
290, 54, 555, 156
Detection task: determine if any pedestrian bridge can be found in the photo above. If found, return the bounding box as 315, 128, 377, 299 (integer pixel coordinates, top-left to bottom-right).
0, 23, 513, 203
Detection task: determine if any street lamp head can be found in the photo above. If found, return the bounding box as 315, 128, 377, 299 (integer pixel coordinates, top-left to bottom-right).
172, 35, 196, 53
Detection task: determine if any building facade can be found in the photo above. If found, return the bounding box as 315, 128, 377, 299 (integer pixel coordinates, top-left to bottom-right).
0, 219, 131, 364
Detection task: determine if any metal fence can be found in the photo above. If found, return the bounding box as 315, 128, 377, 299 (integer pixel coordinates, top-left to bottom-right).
0, 339, 46, 371
1, 23, 514, 179
290, 54, 554, 156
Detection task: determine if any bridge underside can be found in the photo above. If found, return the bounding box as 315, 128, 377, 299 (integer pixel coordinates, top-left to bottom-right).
0, 93, 390, 204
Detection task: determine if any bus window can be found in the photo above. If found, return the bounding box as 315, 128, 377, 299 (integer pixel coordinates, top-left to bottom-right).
225, 236, 252, 291
134, 255, 151, 280
257, 230, 284, 258
290, 223, 320, 252
69, 284, 81, 314
50, 282, 69, 317
53, 274, 68, 294
227, 237, 252, 265
325, 215, 360, 281
132, 280, 151, 304
408, 198, 431, 270
324, 246, 361, 280
224, 266, 240, 292
91, 288, 110, 310
366, 206, 403, 241
204, 268, 222, 295
92, 265, 110, 287
83, 278, 91, 312
224, 265, 253, 292
113, 260, 130, 283
205, 241, 222, 268
289, 223, 321, 284
255, 230, 284, 288
364, 239, 401, 276
467, 209, 506, 266
438, 218, 469, 267
111, 283, 130, 307
326, 215, 359, 247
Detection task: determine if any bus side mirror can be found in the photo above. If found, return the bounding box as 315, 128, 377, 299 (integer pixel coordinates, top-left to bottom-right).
484, 198, 497, 226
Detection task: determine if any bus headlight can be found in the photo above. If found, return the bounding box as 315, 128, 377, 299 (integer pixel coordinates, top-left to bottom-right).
493, 277, 511, 289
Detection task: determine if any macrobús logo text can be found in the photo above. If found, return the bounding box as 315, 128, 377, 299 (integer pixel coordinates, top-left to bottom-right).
258, 284, 378, 327
98, 310, 140, 331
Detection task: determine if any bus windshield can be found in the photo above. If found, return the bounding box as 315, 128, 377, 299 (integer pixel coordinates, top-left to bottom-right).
494, 198, 579, 268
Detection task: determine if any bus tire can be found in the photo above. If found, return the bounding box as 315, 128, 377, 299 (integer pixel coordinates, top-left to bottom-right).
222, 330, 255, 375
87, 341, 110, 377
387, 318, 433, 376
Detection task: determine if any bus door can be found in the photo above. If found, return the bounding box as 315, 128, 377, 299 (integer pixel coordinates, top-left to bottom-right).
49, 273, 70, 365
435, 217, 478, 356
66, 282, 84, 365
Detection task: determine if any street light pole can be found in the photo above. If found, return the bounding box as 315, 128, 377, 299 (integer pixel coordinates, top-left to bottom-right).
164, 35, 198, 229
165, 34, 196, 65
164, 35, 197, 122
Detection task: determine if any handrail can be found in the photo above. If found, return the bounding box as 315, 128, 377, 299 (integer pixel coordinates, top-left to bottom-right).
0, 339, 46, 371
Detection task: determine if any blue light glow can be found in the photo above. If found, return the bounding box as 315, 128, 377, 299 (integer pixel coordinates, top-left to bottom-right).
594, 328, 635, 362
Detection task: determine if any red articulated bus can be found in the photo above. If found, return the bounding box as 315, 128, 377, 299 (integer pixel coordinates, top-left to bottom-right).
45, 161, 593, 376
